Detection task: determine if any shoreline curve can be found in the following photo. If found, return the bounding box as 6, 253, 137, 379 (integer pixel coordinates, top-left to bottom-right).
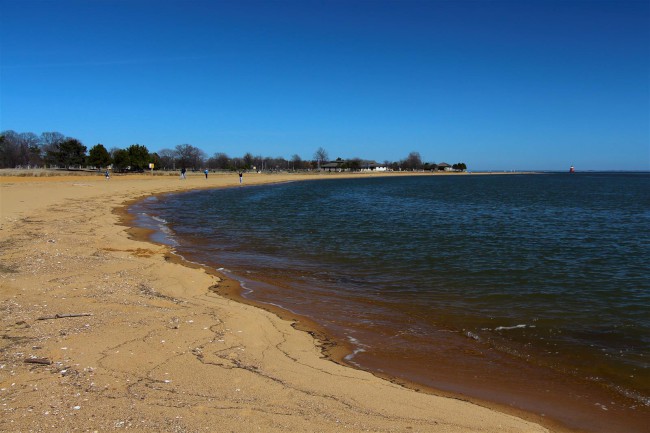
1, 170, 552, 432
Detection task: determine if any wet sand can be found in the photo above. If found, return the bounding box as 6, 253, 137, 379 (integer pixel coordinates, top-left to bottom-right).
2, 170, 548, 432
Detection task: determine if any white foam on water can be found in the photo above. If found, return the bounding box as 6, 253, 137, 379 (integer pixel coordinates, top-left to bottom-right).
344, 336, 368, 363
136, 212, 178, 246
150, 215, 167, 224
494, 324, 532, 331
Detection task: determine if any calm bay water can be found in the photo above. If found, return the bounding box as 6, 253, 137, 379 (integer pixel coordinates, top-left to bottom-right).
130, 173, 649, 430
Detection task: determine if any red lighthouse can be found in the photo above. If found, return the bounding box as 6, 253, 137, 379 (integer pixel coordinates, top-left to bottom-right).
569, 165, 575, 173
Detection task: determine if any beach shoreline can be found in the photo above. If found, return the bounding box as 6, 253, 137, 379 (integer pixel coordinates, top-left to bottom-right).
2, 170, 647, 433
118, 171, 649, 433
0, 170, 557, 432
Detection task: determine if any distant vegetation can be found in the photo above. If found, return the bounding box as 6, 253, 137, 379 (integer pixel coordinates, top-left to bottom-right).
0, 130, 467, 173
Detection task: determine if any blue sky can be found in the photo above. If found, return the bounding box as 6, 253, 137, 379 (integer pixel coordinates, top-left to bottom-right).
1, 0, 648, 170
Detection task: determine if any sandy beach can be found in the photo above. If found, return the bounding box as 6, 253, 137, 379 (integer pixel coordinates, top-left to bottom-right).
0, 171, 549, 432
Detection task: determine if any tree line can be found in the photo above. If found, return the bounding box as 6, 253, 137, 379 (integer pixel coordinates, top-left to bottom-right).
397, 151, 467, 172
0, 130, 467, 172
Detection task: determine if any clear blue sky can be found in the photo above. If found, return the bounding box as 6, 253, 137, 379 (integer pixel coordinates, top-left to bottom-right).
1, 0, 648, 170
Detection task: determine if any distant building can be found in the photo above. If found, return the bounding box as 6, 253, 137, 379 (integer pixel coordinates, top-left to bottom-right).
437, 162, 452, 171
321, 161, 343, 172
361, 160, 388, 171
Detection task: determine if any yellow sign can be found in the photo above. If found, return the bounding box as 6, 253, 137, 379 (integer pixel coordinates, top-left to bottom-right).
149, 163, 154, 169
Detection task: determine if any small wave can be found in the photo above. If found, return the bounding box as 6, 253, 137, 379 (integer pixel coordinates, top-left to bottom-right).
344, 349, 366, 363
150, 215, 167, 224
347, 336, 362, 346
135, 212, 177, 245
465, 331, 481, 341
344, 336, 369, 363
158, 224, 174, 235
494, 324, 534, 331
237, 280, 254, 296
137, 211, 166, 224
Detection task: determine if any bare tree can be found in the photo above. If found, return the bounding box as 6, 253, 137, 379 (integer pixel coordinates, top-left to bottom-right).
0, 130, 20, 168
157, 148, 176, 170
0, 130, 38, 167
174, 144, 205, 170
40, 131, 65, 148
403, 151, 423, 171
19, 132, 42, 167
253, 154, 264, 171
40, 132, 66, 167
243, 152, 254, 169
291, 154, 303, 171
230, 157, 243, 170
314, 147, 328, 170
267, 156, 287, 171
208, 152, 230, 170
261, 156, 270, 171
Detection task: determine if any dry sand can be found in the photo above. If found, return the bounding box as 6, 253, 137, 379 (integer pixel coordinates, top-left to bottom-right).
0, 171, 549, 432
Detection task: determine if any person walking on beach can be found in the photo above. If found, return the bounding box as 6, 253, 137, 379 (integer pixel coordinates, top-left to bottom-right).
238, 171, 243, 184
104, 169, 110, 180
180, 167, 186, 179
204, 169, 209, 179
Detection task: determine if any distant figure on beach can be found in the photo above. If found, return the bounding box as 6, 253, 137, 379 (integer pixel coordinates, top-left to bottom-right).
105, 170, 110, 180
180, 167, 186, 179
204, 169, 209, 179
238, 171, 243, 184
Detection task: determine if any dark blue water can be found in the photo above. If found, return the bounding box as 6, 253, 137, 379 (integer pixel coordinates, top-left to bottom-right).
130, 173, 649, 424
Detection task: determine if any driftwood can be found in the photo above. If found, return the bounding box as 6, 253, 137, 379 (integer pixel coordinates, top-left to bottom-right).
24, 357, 52, 365
37, 313, 93, 320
